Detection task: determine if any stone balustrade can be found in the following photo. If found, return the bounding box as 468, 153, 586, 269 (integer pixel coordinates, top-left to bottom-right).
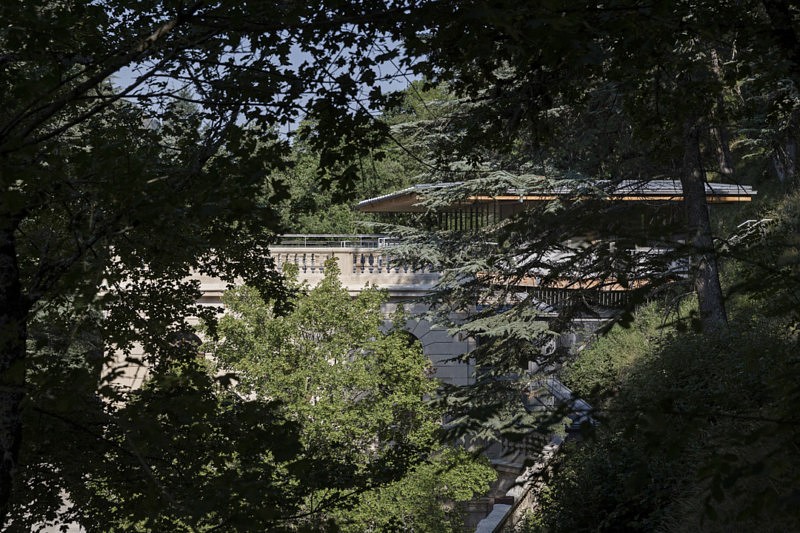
270, 245, 439, 300
200, 235, 677, 307
271, 247, 436, 275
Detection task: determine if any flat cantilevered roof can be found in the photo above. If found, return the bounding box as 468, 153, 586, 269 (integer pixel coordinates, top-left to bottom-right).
356, 179, 756, 213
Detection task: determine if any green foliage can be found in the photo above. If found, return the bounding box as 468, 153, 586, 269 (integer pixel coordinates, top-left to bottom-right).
275, 82, 464, 233
521, 298, 800, 532
205, 258, 494, 529
726, 189, 800, 328
0, 0, 447, 521
76, 362, 305, 532
12, 314, 308, 532
339, 447, 496, 532
12, 258, 495, 531
7, 1, 800, 529
563, 303, 677, 401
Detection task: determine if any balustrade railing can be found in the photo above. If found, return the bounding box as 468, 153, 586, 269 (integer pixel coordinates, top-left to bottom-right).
271, 251, 332, 274
270, 239, 436, 278
350, 250, 435, 275
271, 251, 437, 276
269, 236, 685, 301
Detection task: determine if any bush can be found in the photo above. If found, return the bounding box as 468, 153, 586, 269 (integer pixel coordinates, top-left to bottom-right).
523, 302, 800, 532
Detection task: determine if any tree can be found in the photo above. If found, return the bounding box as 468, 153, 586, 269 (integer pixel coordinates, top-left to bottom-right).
5, 0, 796, 525
518, 297, 800, 532
339, 446, 496, 532
375, 4, 800, 528
204, 258, 494, 530
295, 2, 800, 463
275, 81, 461, 234
397, 1, 800, 331
0, 0, 450, 521
23, 356, 308, 532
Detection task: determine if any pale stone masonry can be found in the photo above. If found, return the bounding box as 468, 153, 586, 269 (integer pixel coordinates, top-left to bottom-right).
106, 240, 476, 390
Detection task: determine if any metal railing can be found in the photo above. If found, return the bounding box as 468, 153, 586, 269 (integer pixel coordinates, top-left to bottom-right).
276, 234, 396, 248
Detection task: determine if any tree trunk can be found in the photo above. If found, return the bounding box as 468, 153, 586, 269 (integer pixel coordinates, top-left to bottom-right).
772, 136, 797, 183
772, 110, 798, 184
681, 118, 728, 330
0, 225, 27, 523
713, 125, 735, 178
710, 50, 735, 179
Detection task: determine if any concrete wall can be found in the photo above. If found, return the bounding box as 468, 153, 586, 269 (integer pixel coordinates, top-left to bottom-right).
106, 247, 477, 390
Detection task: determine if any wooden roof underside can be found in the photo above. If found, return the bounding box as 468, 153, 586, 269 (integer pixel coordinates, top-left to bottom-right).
357, 191, 754, 213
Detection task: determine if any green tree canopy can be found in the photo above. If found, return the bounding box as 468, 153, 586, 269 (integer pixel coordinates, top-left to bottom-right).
0, 0, 443, 519
204, 258, 494, 530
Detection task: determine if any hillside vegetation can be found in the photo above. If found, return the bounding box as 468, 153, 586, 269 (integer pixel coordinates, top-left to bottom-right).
520, 190, 800, 532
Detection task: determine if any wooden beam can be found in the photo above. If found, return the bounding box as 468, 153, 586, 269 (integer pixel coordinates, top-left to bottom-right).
357, 191, 752, 213
468, 195, 751, 203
